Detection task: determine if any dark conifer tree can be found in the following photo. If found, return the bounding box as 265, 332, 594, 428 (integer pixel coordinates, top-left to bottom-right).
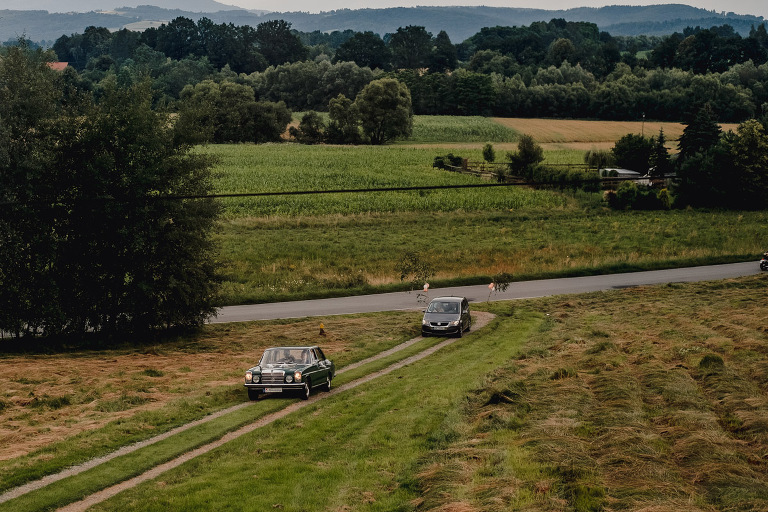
677, 103, 722, 163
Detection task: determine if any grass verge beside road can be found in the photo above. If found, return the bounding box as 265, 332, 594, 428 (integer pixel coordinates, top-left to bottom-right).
218, 208, 767, 305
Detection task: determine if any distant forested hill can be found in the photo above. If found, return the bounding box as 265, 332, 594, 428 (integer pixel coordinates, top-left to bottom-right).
1, 0, 235, 12
1, 4, 765, 45
271, 5, 765, 40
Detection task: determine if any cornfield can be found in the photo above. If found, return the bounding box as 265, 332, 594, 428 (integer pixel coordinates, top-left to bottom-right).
205, 143, 571, 217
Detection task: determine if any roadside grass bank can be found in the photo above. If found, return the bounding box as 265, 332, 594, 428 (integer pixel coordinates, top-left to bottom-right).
0, 311, 421, 495
217, 208, 767, 305
78, 311, 546, 511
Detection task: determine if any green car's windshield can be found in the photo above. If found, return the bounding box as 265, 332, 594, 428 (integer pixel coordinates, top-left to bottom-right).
426, 301, 460, 314
260, 348, 311, 366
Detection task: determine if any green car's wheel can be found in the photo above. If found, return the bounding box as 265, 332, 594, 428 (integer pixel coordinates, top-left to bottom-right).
247, 388, 260, 401
324, 375, 332, 392
301, 380, 311, 400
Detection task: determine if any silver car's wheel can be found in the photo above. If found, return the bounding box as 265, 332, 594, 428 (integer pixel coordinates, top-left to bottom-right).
301, 380, 311, 400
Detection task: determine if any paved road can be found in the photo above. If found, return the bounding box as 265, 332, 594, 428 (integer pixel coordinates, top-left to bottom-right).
210, 261, 761, 323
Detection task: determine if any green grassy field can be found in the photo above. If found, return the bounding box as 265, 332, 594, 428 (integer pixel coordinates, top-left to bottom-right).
409, 115, 519, 143
217, 208, 766, 305
204, 131, 765, 306
3, 116, 767, 511
207, 143, 571, 217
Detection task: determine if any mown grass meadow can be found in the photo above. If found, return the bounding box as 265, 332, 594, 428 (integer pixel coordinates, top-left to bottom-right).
52, 274, 768, 512
415, 275, 768, 511
72, 310, 547, 512
0, 311, 424, 510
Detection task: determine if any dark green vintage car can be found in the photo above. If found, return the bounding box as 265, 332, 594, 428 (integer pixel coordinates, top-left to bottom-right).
244, 346, 335, 400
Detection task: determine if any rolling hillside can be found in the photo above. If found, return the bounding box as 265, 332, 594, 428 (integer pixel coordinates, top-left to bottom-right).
1, 4, 765, 44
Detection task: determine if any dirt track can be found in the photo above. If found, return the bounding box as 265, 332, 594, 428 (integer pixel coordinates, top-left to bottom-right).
1, 312, 495, 511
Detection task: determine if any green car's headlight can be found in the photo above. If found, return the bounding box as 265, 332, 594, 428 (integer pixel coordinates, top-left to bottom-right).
294, 371, 302, 382
285, 374, 294, 383
245, 371, 253, 383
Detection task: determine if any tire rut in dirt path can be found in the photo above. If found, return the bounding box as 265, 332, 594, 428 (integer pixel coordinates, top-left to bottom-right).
1, 312, 495, 510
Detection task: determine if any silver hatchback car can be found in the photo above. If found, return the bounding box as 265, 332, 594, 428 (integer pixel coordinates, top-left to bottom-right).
421, 296, 471, 337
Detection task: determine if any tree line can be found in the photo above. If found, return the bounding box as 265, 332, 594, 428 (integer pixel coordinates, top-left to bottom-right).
30, 17, 768, 123
488, 102, 768, 211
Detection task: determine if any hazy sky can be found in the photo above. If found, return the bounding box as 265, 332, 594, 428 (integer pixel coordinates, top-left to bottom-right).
224, 1, 768, 18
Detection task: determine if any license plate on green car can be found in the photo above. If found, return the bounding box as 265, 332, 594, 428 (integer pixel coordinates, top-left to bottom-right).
266, 388, 282, 393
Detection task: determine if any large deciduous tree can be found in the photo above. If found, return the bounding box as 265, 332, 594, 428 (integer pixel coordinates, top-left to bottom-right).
0, 45, 221, 339
153, 17, 202, 61
0, 45, 63, 337
254, 20, 308, 66
333, 31, 391, 70
388, 26, 433, 69
354, 78, 413, 145
175, 80, 291, 144
611, 133, 654, 173
326, 94, 361, 144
